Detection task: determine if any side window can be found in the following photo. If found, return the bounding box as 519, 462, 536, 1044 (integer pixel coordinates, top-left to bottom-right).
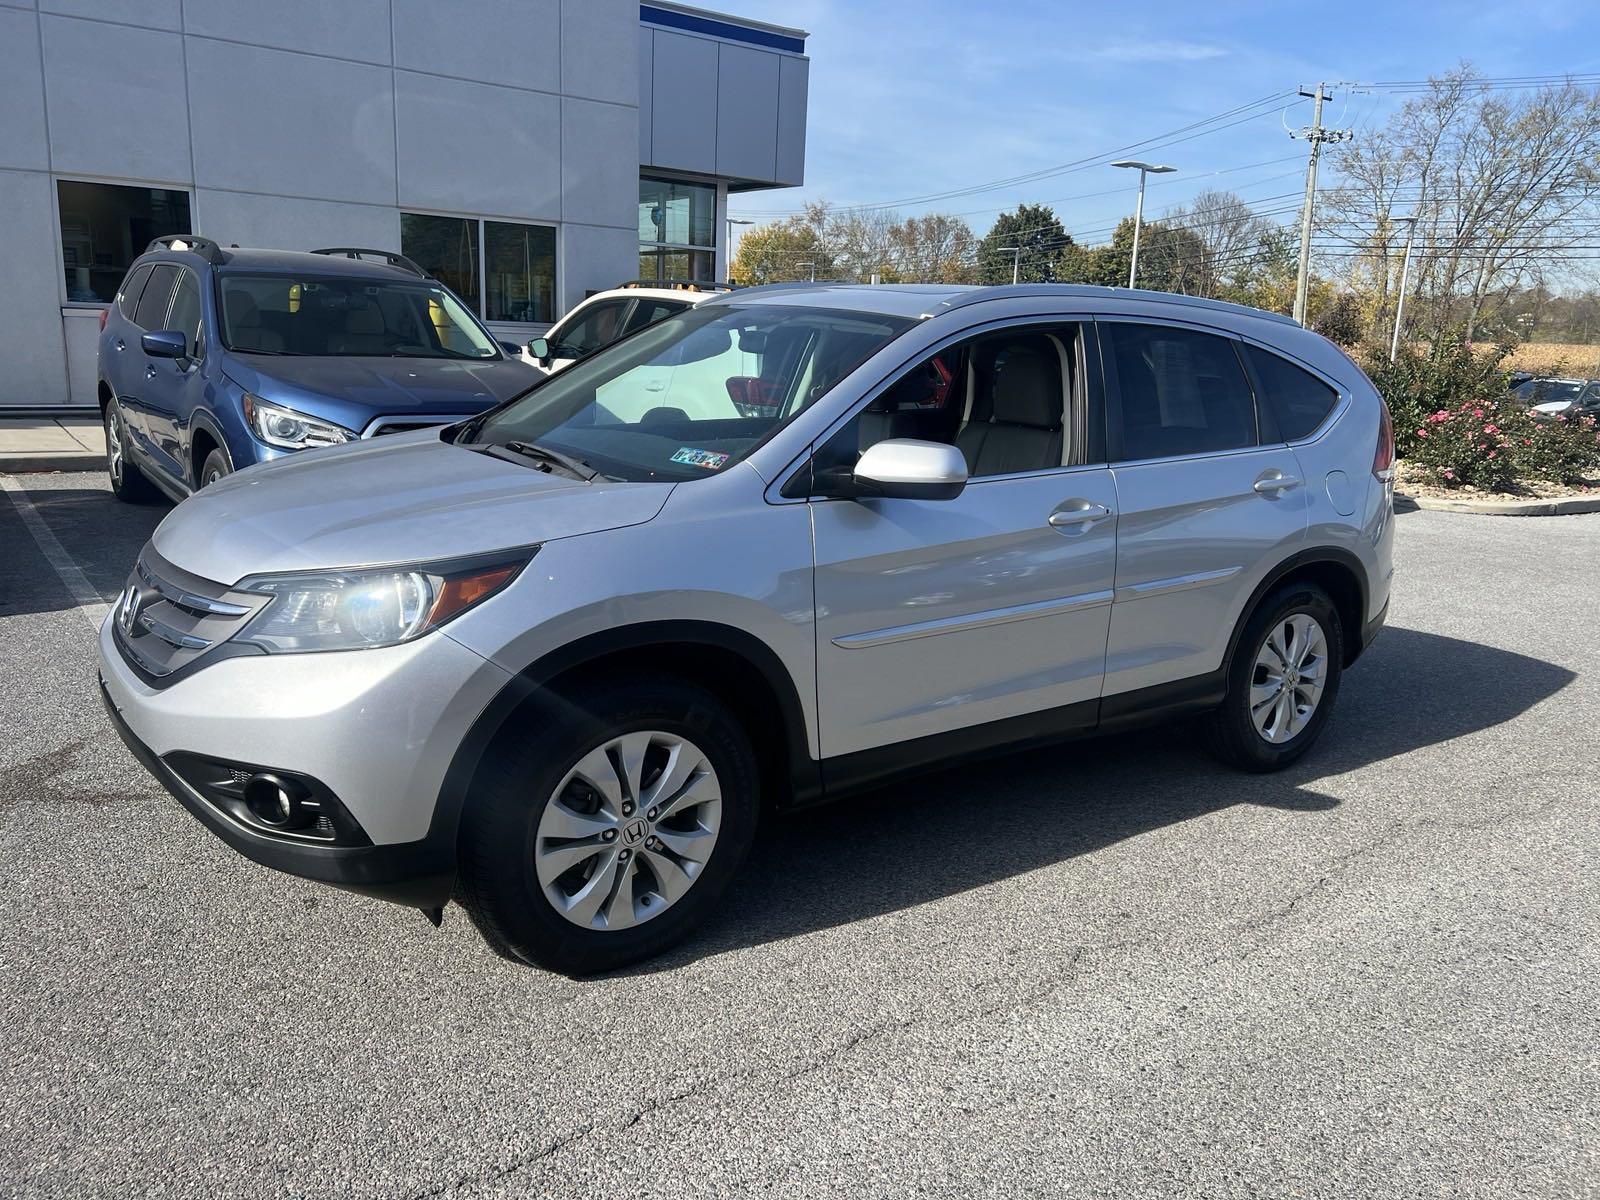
1245, 344, 1337, 440
623, 298, 686, 333
132, 264, 178, 332
813, 325, 1077, 484
166, 269, 204, 360
116, 265, 153, 320
1106, 322, 1256, 461
553, 300, 632, 358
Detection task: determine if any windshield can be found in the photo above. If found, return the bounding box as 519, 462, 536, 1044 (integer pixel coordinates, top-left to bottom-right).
1514, 379, 1584, 404
219, 273, 499, 359
463, 303, 914, 482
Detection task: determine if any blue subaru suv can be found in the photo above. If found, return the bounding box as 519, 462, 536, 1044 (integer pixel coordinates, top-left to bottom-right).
98, 237, 538, 502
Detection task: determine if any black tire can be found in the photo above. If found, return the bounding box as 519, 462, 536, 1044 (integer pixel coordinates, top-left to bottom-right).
104, 400, 160, 503
199, 448, 231, 488
455, 676, 760, 975
1206, 582, 1344, 772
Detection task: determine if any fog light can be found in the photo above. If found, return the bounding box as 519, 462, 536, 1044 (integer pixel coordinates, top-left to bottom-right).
243, 773, 310, 830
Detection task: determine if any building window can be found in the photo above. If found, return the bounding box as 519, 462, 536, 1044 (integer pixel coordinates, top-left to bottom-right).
57, 180, 191, 303
485, 221, 556, 323
401, 213, 556, 324
639, 175, 716, 283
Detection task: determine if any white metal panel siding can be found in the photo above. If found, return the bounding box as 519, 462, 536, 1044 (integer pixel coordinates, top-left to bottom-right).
775, 55, 809, 186
647, 29, 719, 173
188, 40, 396, 204
562, 97, 639, 229
0, 9, 49, 172
562, 0, 639, 107
714, 44, 779, 182
183, 0, 392, 63
392, 0, 560, 93
0, 169, 71, 407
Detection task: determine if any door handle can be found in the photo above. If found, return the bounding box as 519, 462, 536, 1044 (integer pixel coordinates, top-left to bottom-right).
1048, 500, 1113, 533
1253, 470, 1301, 495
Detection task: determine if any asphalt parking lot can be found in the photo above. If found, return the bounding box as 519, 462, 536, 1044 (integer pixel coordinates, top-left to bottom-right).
2, 471, 1596, 1199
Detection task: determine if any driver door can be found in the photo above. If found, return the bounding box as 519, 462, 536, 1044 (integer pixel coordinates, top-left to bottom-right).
806, 321, 1118, 760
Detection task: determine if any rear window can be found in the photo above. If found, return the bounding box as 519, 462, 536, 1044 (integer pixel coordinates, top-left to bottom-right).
1107, 322, 1258, 461
116, 265, 153, 319
1245, 345, 1338, 440
132, 264, 178, 331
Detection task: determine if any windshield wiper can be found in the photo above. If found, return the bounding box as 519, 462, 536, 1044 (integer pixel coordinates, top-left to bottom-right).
486, 440, 598, 481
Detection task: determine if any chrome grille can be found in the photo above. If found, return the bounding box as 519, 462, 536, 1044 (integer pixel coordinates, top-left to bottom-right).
361, 414, 463, 438
113, 549, 268, 679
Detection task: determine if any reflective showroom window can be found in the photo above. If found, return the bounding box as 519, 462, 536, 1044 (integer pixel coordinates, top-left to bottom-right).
401, 214, 556, 325
57, 181, 192, 303
638, 175, 716, 283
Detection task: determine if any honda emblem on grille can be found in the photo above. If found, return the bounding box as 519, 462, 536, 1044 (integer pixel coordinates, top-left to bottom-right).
116, 584, 148, 637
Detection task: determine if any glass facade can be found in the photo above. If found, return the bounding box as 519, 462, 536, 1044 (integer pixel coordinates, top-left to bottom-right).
639, 175, 717, 282
401, 214, 556, 324
57, 181, 191, 303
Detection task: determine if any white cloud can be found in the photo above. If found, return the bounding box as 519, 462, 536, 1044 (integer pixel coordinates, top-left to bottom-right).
1086, 39, 1229, 63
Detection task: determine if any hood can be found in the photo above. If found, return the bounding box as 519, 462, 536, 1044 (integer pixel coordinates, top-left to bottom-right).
152, 431, 673, 584
222, 354, 539, 431
1532, 399, 1576, 414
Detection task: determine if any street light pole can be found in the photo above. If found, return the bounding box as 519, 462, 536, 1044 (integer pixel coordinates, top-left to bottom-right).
1389, 216, 1417, 363
1111, 160, 1176, 289
796, 260, 816, 282
725, 217, 753, 283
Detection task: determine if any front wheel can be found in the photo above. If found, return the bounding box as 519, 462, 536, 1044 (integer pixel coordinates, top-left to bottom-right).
456, 676, 760, 974
1207, 582, 1344, 771
199, 448, 231, 488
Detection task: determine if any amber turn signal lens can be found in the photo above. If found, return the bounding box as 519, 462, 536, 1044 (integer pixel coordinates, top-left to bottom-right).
428, 565, 519, 625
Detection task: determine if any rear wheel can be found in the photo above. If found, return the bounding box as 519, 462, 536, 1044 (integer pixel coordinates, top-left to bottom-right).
1207, 582, 1344, 771
456, 676, 759, 974
104, 400, 159, 503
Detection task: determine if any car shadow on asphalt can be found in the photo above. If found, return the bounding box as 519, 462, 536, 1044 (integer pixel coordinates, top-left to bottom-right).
0, 486, 163, 619
630, 626, 1575, 972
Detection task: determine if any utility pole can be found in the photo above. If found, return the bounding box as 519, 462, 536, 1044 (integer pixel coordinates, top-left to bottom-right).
1389, 216, 1417, 362
996, 245, 1020, 285
1291, 84, 1351, 326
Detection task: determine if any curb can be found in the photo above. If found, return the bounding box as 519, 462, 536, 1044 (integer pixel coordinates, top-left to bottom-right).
1396, 490, 1600, 517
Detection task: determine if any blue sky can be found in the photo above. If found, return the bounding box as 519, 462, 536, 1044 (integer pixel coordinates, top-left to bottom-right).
725, 0, 1600, 241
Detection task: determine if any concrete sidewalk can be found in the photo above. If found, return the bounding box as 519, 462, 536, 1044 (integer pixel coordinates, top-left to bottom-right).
0, 416, 103, 473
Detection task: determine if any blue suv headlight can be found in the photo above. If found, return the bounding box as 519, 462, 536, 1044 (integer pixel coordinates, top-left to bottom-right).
243, 393, 354, 450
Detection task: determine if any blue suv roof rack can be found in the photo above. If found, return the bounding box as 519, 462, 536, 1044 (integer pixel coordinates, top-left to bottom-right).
311, 247, 428, 278
145, 234, 229, 265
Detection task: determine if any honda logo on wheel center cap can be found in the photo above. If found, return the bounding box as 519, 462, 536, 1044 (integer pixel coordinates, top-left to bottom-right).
621, 818, 648, 846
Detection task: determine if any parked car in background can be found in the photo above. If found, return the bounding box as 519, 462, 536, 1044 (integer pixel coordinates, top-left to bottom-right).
99, 237, 537, 503
100, 282, 1394, 974
521, 280, 732, 375
1508, 376, 1600, 419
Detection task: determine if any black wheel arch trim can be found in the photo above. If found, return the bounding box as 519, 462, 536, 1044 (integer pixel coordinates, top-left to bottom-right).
185, 409, 235, 486
1223, 545, 1371, 671
431, 620, 821, 873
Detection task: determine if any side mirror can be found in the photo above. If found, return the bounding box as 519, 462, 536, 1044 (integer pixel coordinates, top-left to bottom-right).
142, 330, 188, 359
527, 336, 551, 361
851, 438, 968, 501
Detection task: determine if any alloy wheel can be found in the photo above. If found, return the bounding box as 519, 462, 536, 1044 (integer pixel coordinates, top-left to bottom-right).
1249, 613, 1328, 744
105, 406, 124, 486
534, 730, 722, 931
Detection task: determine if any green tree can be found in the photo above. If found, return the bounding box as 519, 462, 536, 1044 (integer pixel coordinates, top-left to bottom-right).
979, 204, 1073, 284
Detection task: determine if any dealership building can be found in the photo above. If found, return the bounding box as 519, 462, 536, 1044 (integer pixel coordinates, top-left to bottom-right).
0, 0, 809, 410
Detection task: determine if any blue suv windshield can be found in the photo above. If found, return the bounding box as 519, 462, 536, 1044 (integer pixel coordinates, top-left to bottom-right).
218, 273, 498, 359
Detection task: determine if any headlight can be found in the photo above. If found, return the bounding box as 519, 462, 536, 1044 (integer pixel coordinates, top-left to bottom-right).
233, 554, 529, 653
243, 393, 353, 450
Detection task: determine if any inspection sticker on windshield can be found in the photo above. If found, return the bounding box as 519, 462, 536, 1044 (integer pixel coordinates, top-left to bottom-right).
670, 447, 730, 470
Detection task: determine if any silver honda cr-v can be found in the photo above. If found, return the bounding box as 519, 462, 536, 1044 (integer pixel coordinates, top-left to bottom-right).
99, 283, 1395, 974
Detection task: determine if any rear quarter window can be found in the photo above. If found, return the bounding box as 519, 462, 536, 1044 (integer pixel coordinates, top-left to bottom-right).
116, 265, 153, 319
1246, 345, 1339, 441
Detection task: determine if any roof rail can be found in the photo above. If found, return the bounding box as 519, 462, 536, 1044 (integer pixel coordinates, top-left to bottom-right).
145, 234, 228, 265
310, 247, 428, 277
617, 278, 734, 293
938, 283, 1301, 326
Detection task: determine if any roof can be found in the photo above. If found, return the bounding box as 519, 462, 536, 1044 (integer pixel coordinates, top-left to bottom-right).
640, 2, 807, 53
706, 282, 1301, 327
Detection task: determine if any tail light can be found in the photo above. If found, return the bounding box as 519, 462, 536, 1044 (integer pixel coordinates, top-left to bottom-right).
99, 308, 110, 332
1372, 399, 1394, 479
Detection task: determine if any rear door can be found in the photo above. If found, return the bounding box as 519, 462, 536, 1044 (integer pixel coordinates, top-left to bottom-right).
1099, 317, 1308, 703
140, 266, 208, 481
104, 264, 154, 407
121, 263, 180, 446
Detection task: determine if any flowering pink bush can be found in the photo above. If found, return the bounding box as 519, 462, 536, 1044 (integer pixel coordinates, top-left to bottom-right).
1404, 399, 1529, 489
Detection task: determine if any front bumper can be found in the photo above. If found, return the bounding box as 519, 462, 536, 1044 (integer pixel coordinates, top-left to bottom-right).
98, 610, 513, 906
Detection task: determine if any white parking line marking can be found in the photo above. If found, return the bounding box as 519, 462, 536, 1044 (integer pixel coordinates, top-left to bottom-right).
0, 475, 111, 632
